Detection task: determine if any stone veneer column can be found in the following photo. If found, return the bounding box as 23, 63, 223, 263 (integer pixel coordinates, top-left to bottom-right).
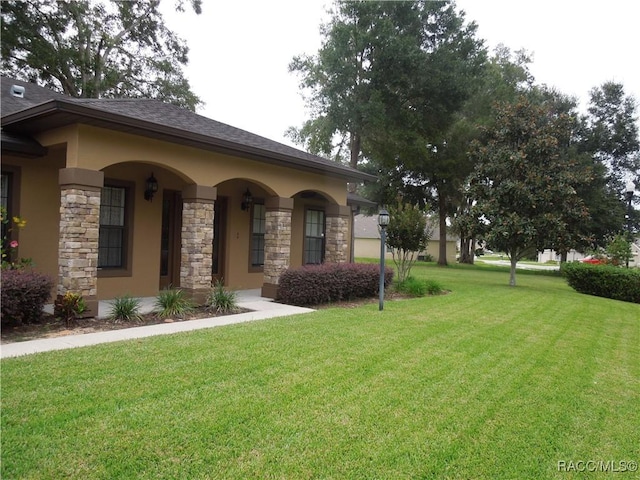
180, 184, 216, 304
324, 204, 351, 264
261, 196, 294, 299
58, 168, 104, 317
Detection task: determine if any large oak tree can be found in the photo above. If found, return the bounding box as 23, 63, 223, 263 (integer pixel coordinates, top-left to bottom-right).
1, 0, 202, 110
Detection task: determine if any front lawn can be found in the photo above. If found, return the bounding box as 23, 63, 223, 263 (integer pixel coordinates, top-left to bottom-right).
2, 264, 638, 479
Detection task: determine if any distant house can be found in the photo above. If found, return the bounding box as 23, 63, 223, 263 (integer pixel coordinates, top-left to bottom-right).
353, 214, 457, 264
1, 77, 375, 315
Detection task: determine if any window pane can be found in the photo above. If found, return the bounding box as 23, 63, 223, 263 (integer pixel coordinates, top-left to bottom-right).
98, 185, 127, 268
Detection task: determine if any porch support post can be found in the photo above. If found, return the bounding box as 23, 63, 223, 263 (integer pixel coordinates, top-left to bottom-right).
58, 168, 104, 317
325, 204, 351, 264
261, 196, 294, 299
180, 185, 216, 304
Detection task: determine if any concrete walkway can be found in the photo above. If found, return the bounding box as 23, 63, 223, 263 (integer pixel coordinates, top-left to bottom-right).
1, 290, 314, 359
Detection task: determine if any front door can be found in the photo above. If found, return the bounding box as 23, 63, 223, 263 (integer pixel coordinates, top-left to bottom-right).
212, 197, 227, 284
160, 190, 182, 289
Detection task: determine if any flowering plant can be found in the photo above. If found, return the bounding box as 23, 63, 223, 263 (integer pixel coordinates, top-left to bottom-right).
1, 206, 32, 269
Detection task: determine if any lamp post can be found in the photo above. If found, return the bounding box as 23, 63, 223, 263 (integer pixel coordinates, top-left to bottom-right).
625, 180, 635, 268
378, 208, 390, 311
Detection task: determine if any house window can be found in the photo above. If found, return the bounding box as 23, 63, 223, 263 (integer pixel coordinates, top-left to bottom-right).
98, 185, 127, 268
250, 203, 265, 268
304, 209, 325, 264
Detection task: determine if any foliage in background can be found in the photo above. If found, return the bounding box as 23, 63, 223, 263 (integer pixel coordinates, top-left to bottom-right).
562, 261, 640, 303
605, 234, 633, 266
155, 288, 195, 319
0, 0, 202, 110
54, 292, 87, 327
206, 281, 239, 314
278, 263, 394, 306
108, 295, 142, 323
0, 269, 54, 326
385, 201, 431, 283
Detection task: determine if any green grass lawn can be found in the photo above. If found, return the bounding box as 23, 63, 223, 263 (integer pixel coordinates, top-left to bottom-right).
2, 264, 639, 479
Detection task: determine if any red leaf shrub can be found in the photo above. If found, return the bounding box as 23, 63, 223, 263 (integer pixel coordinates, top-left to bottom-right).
277, 263, 394, 306
1, 269, 54, 326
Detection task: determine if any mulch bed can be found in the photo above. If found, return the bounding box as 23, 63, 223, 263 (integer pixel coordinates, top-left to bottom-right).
0, 306, 250, 344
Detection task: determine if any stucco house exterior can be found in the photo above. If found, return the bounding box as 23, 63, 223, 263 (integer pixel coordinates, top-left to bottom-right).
353, 214, 457, 264
1, 77, 375, 315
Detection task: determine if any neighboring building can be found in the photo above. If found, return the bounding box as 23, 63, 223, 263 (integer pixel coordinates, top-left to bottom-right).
1, 77, 375, 315
353, 214, 457, 264
538, 243, 639, 267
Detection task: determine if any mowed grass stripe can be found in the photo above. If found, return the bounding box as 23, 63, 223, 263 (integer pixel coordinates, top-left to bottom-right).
2, 264, 638, 479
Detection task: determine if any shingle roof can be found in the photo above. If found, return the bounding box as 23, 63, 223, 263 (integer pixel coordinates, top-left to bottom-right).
1, 77, 375, 182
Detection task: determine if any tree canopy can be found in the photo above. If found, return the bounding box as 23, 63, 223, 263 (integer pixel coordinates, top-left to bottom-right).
1, 0, 202, 110
467, 96, 589, 285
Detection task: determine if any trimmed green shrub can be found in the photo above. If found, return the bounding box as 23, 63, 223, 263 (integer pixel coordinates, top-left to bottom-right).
155, 288, 195, 318
396, 277, 444, 297
1, 269, 54, 326
277, 263, 394, 307
108, 295, 143, 322
562, 262, 640, 304
207, 281, 239, 314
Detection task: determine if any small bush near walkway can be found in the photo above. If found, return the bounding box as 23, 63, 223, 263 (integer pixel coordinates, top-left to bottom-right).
396, 277, 443, 297
0, 269, 54, 326
278, 263, 394, 306
562, 261, 640, 303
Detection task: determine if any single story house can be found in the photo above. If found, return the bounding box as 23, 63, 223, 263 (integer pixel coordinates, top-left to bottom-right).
1, 77, 375, 315
353, 214, 457, 264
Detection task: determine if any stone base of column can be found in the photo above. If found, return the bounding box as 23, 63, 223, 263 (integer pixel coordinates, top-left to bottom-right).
83, 297, 99, 319
261, 283, 279, 300
182, 288, 209, 306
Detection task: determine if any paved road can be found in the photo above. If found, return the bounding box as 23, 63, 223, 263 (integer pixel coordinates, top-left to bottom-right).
479, 259, 560, 271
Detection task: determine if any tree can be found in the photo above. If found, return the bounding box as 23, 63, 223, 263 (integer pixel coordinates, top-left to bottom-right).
468, 96, 589, 286
385, 201, 431, 283
1, 0, 202, 110
454, 46, 536, 264
288, 1, 422, 171
582, 82, 640, 190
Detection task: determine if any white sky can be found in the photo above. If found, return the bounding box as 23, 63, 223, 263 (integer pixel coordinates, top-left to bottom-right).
162, 0, 640, 148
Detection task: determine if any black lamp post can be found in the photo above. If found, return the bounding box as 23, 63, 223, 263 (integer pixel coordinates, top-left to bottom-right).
378, 208, 390, 311
625, 181, 635, 268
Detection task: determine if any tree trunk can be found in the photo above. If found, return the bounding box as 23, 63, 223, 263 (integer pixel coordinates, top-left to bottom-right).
348, 133, 361, 194
509, 255, 517, 286
438, 197, 448, 266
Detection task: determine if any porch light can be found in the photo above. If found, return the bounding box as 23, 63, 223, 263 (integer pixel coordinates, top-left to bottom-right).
378, 208, 390, 311
144, 173, 159, 202
241, 188, 253, 211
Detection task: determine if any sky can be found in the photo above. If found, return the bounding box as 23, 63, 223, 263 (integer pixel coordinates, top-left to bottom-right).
162, 0, 640, 149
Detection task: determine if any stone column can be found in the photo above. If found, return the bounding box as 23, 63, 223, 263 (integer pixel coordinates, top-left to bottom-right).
58, 168, 104, 317
325, 204, 351, 264
261, 196, 294, 299
180, 184, 216, 304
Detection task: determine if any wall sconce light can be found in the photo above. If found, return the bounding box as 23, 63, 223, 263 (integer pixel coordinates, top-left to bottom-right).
144, 173, 159, 202
241, 188, 253, 211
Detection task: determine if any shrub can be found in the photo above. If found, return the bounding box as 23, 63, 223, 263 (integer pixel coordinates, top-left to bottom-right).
206, 281, 239, 314
108, 295, 143, 322
277, 263, 394, 307
155, 288, 195, 318
54, 292, 87, 327
396, 277, 444, 297
0, 269, 54, 326
562, 262, 640, 304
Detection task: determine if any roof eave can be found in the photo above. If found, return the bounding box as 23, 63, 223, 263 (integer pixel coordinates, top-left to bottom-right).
2, 100, 377, 183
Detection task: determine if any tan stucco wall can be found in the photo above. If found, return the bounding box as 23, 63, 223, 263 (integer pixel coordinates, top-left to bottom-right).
355, 238, 457, 264
9, 123, 353, 300
2, 148, 66, 285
